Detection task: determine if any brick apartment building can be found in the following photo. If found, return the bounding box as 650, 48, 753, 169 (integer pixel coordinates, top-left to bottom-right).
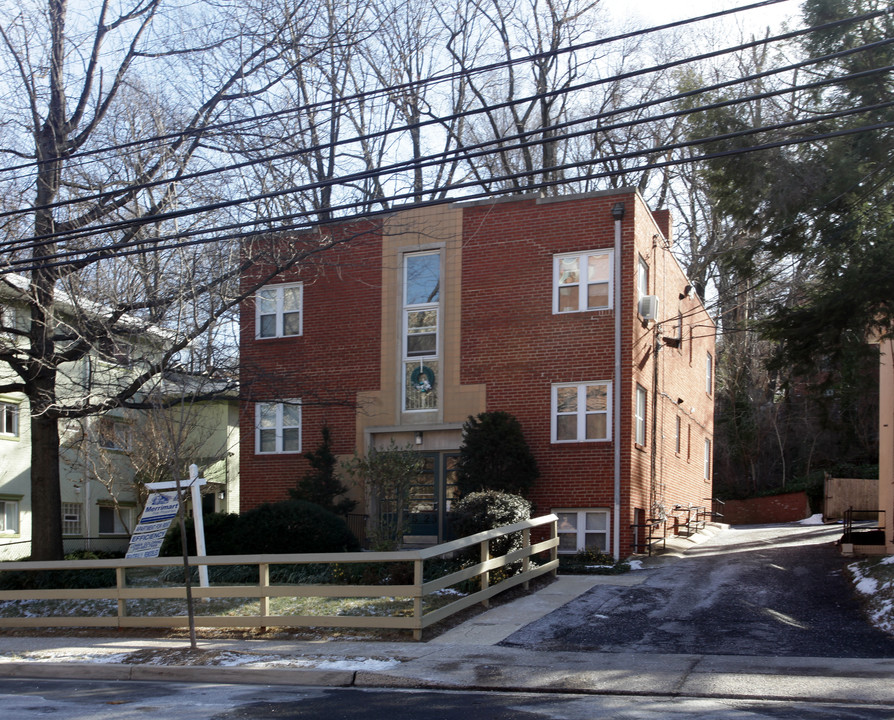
239, 189, 715, 558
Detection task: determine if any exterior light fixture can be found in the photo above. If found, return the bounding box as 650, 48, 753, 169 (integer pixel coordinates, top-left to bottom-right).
415, 431, 423, 445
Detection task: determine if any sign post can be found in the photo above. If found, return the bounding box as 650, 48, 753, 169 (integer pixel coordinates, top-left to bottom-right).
136, 464, 210, 588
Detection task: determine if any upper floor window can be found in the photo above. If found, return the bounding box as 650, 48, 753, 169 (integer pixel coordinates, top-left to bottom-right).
0, 402, 18, 437
635, 384, 647, 446
98, 417, 130, 452
553, 251, 612, 313
552, 381, 611, 442
706, 352, 713, 394
637, 256, 650, 301
256, 283, 302, 339
255, 401, 301, 454
404, 252, 440, 412
0, 305, 16, 333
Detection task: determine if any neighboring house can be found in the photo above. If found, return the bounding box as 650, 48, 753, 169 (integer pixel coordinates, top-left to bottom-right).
239, 189, 715, 557
0, 278, 239, 559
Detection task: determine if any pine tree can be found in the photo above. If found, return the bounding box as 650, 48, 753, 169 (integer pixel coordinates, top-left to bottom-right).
290, 426, 356, 516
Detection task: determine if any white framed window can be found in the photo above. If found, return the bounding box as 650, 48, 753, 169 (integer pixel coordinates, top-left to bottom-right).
706, 352, 713, 394
98, 417, 130, 451
0, 402, 18, 437
553, 250, 612, 313
635, 384, 647, 447
674, 415, 681, 454
255, 401, 302, 454
62, 502, 82, 536
0, 305, 16, 334
256, 282, 303, 339
99, 505, 132, 535
704, 438, 712, 481
552, 382, 611, 442
403, 252, 440, 412
637, 256, 649, 302
555, 509, 610, 553
0, 498, 20, 534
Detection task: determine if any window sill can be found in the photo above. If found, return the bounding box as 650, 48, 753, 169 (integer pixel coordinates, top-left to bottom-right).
634, 443, 647, 452
551, 438, 610, 444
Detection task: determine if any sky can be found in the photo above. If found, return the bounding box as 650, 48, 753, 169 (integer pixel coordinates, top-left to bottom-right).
602, 0, 802, 37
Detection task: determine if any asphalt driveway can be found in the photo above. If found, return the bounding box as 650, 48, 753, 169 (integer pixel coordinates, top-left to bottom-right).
501, 523, 894, 658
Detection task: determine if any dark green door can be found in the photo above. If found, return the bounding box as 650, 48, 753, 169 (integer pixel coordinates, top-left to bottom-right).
406, 452, 459, 542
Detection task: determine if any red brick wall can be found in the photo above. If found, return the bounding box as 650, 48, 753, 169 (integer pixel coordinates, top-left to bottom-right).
721, 492, 811, 525
238, 193, 716, 556
239, 223, 384, 507
459, 192, 715, 553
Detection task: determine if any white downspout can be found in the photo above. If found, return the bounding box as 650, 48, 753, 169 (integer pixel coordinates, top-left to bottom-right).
611, 202, 625, 561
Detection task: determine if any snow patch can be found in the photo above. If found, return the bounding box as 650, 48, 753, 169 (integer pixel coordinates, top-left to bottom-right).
797, 514, 825, 525
855, 577, 879, 595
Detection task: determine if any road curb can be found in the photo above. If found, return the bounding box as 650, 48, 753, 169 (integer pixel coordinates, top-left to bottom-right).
0, 661, 356, 687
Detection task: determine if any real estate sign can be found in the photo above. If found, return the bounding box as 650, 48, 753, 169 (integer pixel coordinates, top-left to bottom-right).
125, 491, 180, 559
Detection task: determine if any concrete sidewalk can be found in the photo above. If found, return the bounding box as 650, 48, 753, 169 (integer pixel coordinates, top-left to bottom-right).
0, 522, 891, 704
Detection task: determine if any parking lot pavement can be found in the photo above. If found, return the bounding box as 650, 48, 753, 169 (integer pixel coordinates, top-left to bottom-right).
501, 522, 894, 658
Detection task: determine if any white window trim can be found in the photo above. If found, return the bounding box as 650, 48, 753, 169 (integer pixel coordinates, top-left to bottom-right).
552, 250, 613, 314
256, 282, 303, 339
555, 508, 611, 554
704, 438, 712, 481
637, 256, 650, 302
402, 251, 441, 413
706, 351, 713, 395
0, 498, 19, 535
551, 381, 612, 443
62, 502, 83, 536
635, 384, 647, 447
0, 401, 19, 438
255, 401, 302, 454
98, 417, 131, 452
98, 505, 133, 536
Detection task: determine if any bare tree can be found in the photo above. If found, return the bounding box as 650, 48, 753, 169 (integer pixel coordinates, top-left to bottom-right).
0, 0, 335, 559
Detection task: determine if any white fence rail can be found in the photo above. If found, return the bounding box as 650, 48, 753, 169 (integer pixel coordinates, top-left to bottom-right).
0, 514, 559, 640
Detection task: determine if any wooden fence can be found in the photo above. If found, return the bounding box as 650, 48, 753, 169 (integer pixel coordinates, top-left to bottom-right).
0, 514, 558, 641
824, 477, 879, 521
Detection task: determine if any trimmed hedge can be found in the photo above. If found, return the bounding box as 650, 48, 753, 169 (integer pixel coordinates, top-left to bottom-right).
161, 500, 360, 558
450, 490, 532, 559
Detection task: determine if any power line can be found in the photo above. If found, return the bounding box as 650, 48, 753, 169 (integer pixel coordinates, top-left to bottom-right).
5, 112, 892, 274
5, 48, 891, 260
0, 0, 804, 182
5, 10, 882, 225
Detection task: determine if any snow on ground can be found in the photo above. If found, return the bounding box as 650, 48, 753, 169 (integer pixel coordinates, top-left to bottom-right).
850, 558, 894, 636
627, 559, 645, 570
797, 514, 826, 525
0, 648, 402, 671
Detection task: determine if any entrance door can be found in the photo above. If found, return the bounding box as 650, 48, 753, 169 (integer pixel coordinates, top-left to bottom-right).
406, 452, 459, 543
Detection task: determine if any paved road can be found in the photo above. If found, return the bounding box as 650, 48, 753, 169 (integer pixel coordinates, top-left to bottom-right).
503, 523, 894, 657
2, 678, 893, 720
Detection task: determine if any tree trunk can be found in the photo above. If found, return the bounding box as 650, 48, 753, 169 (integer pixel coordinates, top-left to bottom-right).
30, 409, 64, 561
